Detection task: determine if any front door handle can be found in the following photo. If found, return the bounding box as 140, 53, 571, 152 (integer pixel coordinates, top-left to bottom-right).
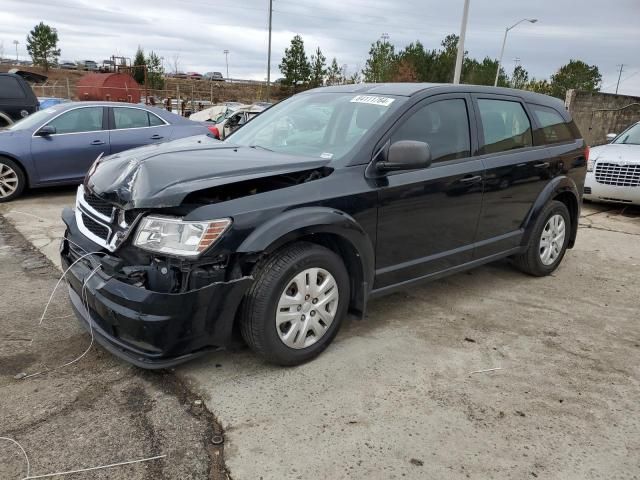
150, 134, 164, 140
534, 162, 550, 168
459, 175, 482, 184
90, 140, 105, 146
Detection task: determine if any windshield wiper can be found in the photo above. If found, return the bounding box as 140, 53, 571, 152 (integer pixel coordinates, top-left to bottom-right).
249, 144, 273, 152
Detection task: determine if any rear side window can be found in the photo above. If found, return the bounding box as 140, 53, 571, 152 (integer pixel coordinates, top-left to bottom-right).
477, 99, 532, 154
148, 112, 165, 126
0, 76, 26, 99
47, 107, 104, 134
392, 98, 471, 162
114, 108, 150, 129
529, 104, 574, 144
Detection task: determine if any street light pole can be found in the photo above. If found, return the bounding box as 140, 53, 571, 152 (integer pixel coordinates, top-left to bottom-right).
494, 18, 537, 86
266, 0, 273, 102
224, 49, 229, 80
453, 0, 470, 84
13, 40, 19, 63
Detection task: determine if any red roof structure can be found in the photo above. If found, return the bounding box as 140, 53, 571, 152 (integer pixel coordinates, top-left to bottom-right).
76, 73, 141, 103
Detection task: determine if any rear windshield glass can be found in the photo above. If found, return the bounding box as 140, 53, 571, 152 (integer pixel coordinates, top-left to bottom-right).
228, 92, 406, 160
0, 76, 26, 99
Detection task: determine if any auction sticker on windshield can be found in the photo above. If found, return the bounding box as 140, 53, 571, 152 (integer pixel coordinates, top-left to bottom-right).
350, 95, 395, 107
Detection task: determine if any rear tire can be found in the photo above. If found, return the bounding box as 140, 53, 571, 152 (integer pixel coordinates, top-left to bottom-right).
240, 242, 350, 366
0, 157, 26, 202
512, 200, 571, 276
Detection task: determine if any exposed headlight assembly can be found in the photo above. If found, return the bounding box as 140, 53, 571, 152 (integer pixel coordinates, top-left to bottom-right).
134, 216, 231, 257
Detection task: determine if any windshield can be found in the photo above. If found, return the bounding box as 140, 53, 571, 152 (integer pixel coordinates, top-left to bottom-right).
227, 92, 405, 160
613, 123, 640, 145
7, 107, 61, 131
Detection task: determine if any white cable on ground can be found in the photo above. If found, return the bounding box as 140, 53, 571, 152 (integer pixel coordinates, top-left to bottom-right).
22, 454, 167, 479
0, 437, 30, 478
0, 436, 165, 480
23, 263, 102, 380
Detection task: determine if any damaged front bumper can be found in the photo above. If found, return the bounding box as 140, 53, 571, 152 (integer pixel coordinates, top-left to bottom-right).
60, 207, 253, 369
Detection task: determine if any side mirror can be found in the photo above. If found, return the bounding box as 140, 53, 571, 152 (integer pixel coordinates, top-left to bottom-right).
377, 140, 432, 172
606, 133, 617, 142
36, 125, 56, 136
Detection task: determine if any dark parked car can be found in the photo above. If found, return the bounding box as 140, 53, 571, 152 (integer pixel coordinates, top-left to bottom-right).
0, 102, 215, 201
61, 83, 587, 368
0, 72, 40, 128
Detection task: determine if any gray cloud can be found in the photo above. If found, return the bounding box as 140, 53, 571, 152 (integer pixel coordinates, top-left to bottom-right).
2, 0, 639, 94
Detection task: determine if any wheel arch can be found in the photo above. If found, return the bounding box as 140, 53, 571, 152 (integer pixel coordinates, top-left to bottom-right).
522, 176, 580, 249
236, 207, 375, 316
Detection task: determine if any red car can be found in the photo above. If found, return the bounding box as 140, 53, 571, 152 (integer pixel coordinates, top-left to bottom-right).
186, 72, 203, 80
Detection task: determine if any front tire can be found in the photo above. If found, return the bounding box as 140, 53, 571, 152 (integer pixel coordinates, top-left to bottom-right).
512, 200, 571, 276
240, 242, 350, 366
0, 157, 25, 202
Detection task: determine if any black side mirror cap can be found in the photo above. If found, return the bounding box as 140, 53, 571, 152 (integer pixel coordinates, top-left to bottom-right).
36, 125, 56, 136
377, 140, 432, 172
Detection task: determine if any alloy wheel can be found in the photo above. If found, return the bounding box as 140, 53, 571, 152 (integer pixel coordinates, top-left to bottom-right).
0, 163, 19, 199
275, 267, 339, 349
539, 214, 566, 266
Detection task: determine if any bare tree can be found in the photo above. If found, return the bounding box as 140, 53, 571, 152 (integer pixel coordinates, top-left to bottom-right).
171, 52, 181, 74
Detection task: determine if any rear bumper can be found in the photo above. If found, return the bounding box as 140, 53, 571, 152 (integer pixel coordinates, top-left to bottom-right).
61, 207, 252, 369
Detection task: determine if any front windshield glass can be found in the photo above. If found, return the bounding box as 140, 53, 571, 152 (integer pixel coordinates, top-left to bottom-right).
228, 92, 405, 160
613, 123, 640, 145
7, 107, 61, 131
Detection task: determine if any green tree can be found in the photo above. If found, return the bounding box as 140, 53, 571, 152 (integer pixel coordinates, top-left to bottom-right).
362, 39, 396, 82
549, 59, 601, 99
279, 35, 311, 91
26, 22, 60, 71
146, 51, 164, 90
326, 58, 342, 86
309, 47, 327, 87
132, 46, 146, 84
431, 34, 459, 82
525, 78, 553, 95
462, 57, 508, 86
395, 41, 436, 82
509, 65, 529, 89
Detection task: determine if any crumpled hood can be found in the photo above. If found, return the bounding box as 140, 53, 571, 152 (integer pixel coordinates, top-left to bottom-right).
591, 144, 640, 164
86, 134, 330, 209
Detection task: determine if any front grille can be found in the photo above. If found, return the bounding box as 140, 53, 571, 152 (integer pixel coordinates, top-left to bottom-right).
81, 212, 110, 239
83, 191, 114, 217
595, 162, 640, 187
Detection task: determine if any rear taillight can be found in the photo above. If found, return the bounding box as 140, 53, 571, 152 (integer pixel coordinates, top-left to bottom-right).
585, 146, 590, 161
207, 125, 220, 139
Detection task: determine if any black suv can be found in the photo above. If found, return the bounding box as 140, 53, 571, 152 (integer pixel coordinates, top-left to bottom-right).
0, 72, 40, 127
61, 83, 587, 368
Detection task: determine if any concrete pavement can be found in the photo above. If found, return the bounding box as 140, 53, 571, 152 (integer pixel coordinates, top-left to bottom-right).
2, 187, 639, 479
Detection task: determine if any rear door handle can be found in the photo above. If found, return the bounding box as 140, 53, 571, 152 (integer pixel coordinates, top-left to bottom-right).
534, 162, 550, 168
150, 134, 164, 140
90, 140, 105, 146
459, 175, 482, 184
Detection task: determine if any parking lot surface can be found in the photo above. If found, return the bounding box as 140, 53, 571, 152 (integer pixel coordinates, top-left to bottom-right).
2, 190, 639, 479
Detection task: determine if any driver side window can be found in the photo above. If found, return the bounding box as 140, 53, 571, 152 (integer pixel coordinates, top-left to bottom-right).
391, 99, 471, 163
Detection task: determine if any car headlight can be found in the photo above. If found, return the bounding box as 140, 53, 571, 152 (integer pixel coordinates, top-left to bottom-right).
134, 216, 231, 257
587, 158, 596, 172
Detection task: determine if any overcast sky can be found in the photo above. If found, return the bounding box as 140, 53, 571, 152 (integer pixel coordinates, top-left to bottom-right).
2, 0, 639, 95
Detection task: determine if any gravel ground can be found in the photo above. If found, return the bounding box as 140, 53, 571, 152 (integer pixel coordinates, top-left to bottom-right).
0, 217, 227, 480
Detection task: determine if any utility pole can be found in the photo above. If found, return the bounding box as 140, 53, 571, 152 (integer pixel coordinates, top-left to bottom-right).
224, 49, 230, 80
266, 0, 273, 102
13, 40, 19, 63
615, 64, 624, 94
453, 0, 470, 84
